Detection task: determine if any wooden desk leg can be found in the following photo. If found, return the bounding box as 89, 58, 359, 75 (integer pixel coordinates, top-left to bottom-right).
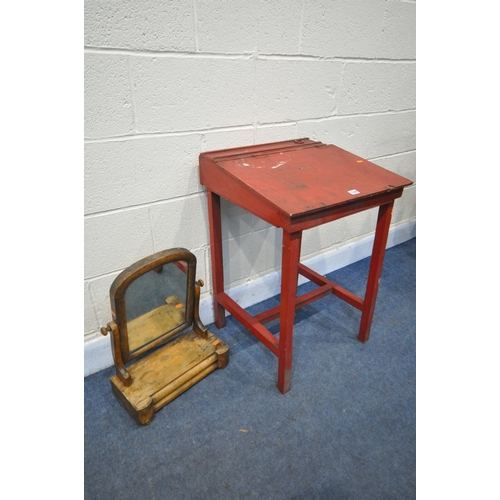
207, 190, 226, 328
358, 201, 394, 343
277, 230, 302, 394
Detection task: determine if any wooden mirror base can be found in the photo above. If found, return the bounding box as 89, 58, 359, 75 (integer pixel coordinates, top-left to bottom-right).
109, 329, 229, 425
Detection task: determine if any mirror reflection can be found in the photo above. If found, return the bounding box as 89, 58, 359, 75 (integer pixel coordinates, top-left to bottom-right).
125, 261, 188, 353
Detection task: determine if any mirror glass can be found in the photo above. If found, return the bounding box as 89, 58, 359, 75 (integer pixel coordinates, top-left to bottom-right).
124, 261, 188, 354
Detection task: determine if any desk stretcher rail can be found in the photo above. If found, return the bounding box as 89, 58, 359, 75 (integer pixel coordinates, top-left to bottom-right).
217, 293, 280, 356
217, 262, 364, 358
297, 264, 364, 311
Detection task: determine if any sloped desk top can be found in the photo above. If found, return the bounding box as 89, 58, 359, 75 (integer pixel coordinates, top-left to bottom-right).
199, 138, 412, 232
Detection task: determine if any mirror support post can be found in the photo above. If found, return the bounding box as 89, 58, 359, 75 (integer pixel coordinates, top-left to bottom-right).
101, 321, 132, 386
193, 279, 208, 339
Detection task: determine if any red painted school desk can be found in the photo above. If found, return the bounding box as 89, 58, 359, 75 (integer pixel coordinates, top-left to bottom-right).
199, 139, 413, 394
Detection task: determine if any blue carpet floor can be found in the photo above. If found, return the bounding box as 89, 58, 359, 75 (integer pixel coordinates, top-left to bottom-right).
85, 238, 416, 499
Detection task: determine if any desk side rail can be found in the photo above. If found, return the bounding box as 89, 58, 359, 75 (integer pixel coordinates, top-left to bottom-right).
217, 292, 280, 356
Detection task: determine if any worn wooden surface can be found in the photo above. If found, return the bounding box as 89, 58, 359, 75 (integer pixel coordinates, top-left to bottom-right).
111, 329, 228, 425
103, 248, 230, 424
127, 295, 185, 353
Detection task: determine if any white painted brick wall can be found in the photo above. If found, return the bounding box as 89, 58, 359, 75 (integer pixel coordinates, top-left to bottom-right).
85, 134, 202, 214
84, 0, 195, 51
256, 59, 344, 122
338, 62, 416, 114
131, 56, 255, 132
84, 53, 134, 138
196, 0, 304, 54
301, 0, 387, 58
84, 0, 416, 374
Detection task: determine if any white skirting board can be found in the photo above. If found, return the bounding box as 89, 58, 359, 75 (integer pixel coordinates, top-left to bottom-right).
84, 219, 416, 377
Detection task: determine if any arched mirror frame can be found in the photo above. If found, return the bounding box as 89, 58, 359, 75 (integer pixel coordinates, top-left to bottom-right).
109, 248, 197, 366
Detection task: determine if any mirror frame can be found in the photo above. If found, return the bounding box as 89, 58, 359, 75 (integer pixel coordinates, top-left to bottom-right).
109, 248, 196, 364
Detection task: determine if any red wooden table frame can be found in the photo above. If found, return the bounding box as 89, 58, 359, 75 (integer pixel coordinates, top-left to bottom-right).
199, 139, 412, 394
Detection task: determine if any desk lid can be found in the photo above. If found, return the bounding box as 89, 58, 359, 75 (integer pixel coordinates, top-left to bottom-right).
199, 138, 413, 226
